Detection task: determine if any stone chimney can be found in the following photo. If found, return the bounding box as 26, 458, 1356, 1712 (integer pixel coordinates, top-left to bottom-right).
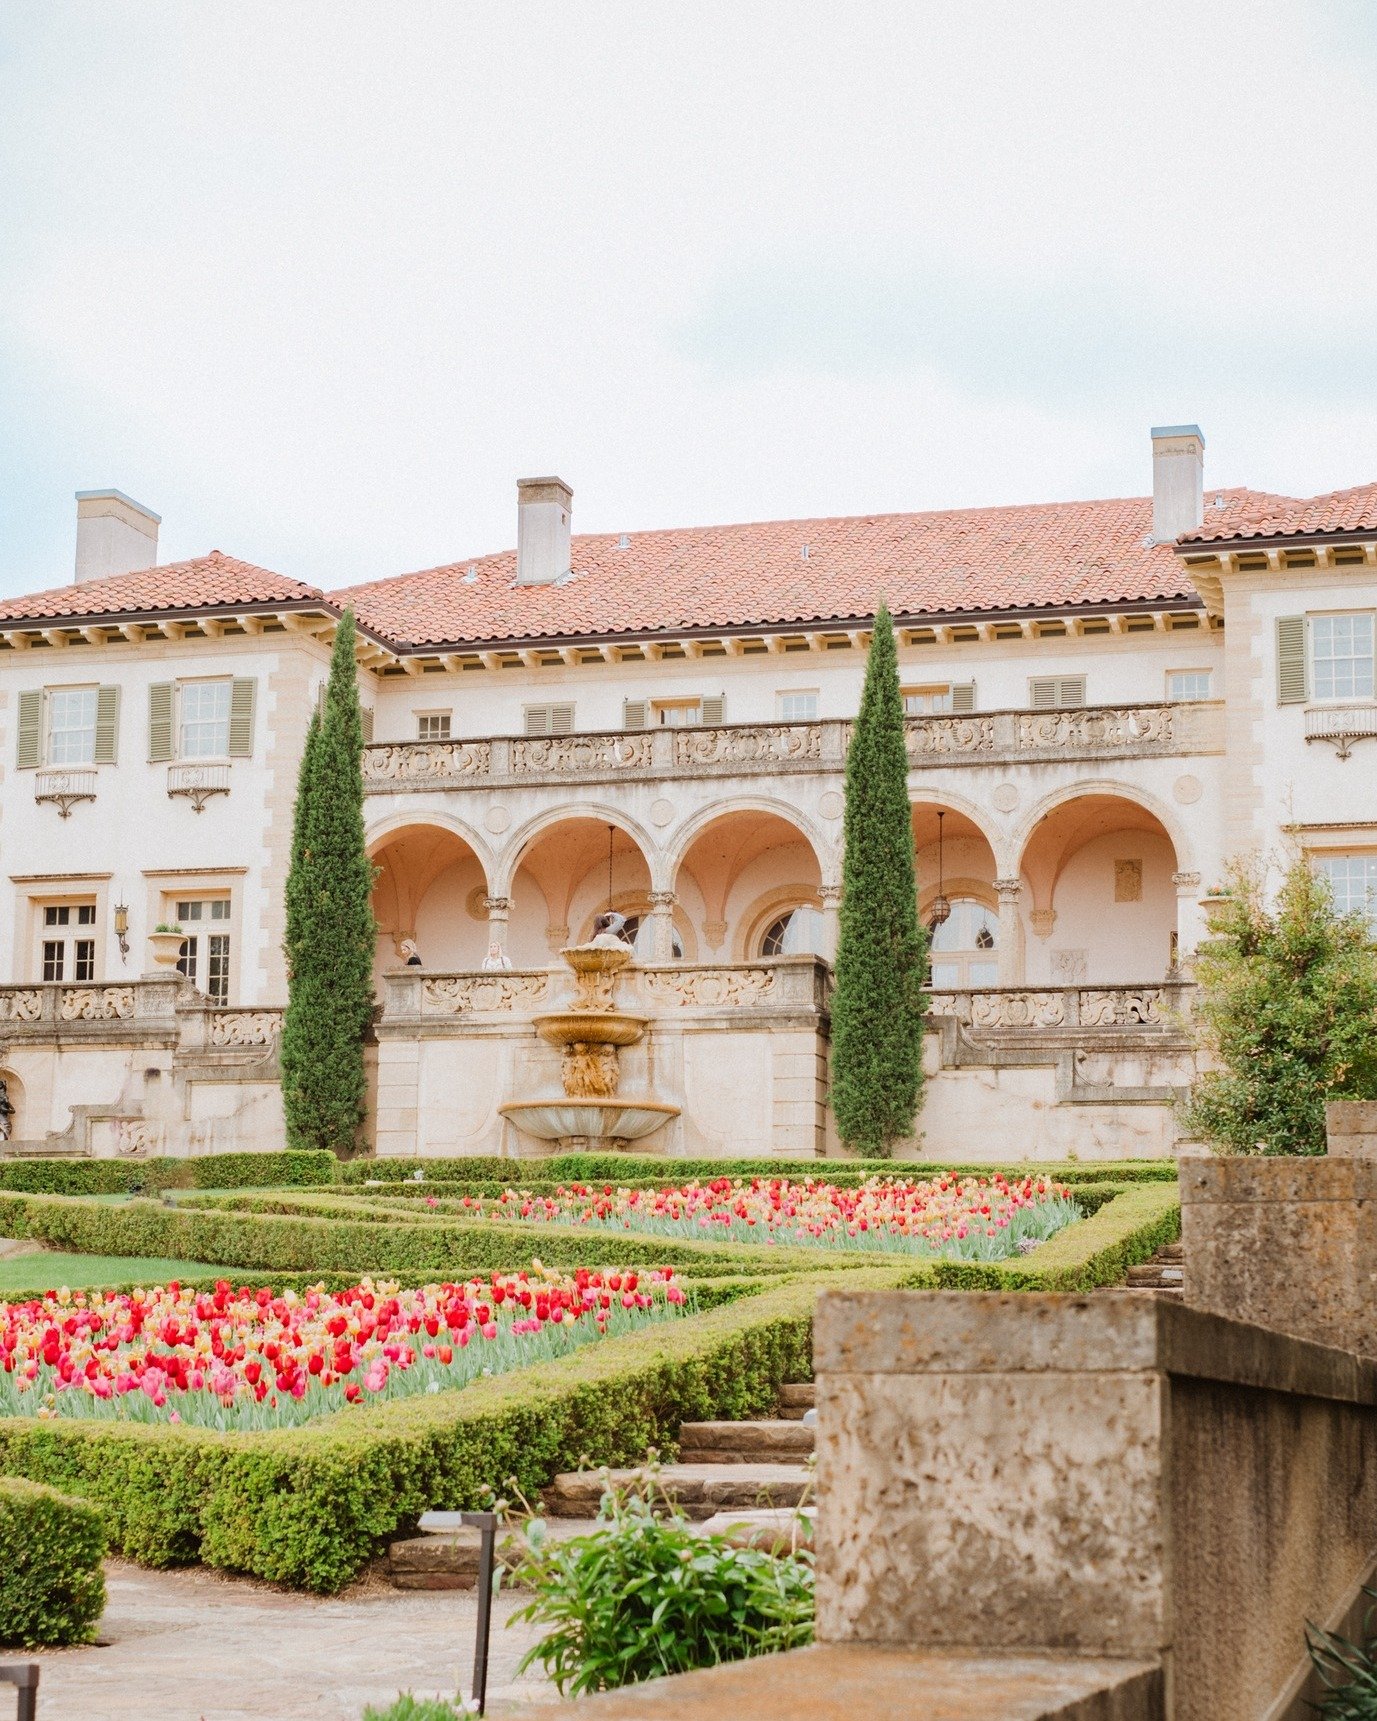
1150, 425, 1205, 543
74, 489, 161, 584
515, 477, 572, 586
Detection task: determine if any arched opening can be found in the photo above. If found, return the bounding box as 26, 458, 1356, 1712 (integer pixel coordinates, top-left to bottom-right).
507, 816, 655, 968
911, 803, 1002, 982
1018, 793, 1180, 984
673, 808, 824, 961
368, 823, 490, 980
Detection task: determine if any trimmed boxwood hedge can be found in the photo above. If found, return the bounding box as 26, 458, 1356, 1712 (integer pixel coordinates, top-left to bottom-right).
0, 1477, 106, 1646
0, 1150, 336, 1197
0, 1183, 1178, 1593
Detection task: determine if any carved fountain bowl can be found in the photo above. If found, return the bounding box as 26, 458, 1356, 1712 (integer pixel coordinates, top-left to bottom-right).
533, 1011, 648, 1050
561, 942, 634, 978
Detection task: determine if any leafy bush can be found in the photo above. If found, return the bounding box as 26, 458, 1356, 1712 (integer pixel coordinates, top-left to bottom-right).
1182, 858, 1377, 1155
0, 1477, 106, 1646
0, 1150, 336, 1197
362, 1695, 474, 1720
509, 1474, 813, 1695
1308, 1593, 1377, 1717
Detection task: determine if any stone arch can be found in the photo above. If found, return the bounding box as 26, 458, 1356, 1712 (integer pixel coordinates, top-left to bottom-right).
664, 796, 832, 883
499, 807, 658, 967
1011, 778, 1194, 881
669, 802, 828, 963
1014, 780, 1186, 985
367, 817, 493, 976
736, 882, 827, 963
494, 803, 661, 898
906, 786, 1010, 875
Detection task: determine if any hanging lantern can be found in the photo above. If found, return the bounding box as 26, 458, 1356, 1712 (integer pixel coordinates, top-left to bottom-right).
927, 810, 952, 932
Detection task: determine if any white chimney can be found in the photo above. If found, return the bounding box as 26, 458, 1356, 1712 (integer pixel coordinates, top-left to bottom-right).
74, 489, 161, 584
1150, 426, 1205, 543
515, 477, 572, 586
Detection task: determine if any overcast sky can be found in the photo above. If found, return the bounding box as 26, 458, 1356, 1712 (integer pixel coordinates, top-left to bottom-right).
1, 2, 1374, 596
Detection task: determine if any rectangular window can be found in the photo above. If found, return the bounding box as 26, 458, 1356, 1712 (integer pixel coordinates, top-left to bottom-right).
904, 685, 952, 715
46, 688, 99, 764
179, 682, 233, 757
1317, 854, 1377, 934
1167, 670, 1212, 701
175, 898, 232, 1002
778, 691, 819, 722
37, 902, 97, 983
416, 712, 451, 741
653, 699, 702, 727
1029, 675, 1087, 709
1311, 615, 1375, 701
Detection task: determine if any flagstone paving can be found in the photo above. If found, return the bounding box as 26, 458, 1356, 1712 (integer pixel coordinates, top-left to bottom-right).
26, 1558, 557, 1720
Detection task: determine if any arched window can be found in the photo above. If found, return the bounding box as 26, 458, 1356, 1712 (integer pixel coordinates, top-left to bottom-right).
929, 899, 998, 987
621, 914, 684, 961
759, 905, 824, 958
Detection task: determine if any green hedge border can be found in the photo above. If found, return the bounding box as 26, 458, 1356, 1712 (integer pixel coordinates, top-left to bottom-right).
0, 1183, 1178, 1592
0, 1476, 106, 1647
0, 1151, 336, 1197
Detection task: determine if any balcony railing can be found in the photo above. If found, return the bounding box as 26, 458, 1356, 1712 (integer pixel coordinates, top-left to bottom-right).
363, 701, 1223, 792
167, 762, 232, 810
924, 982, 1194, 1032
34, 767, 98, 818
1304, 704, 1377, 761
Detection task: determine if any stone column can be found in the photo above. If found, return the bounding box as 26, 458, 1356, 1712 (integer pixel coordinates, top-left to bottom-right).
484, 895, 512, 961
994, 877, 1024, 984
1172, 871, 1203, 972
819, 883, 843, 964
647, 890, 678, 962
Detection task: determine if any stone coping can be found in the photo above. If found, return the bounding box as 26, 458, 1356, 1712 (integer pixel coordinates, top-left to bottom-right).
814, 1292, 1377, 1408
500, 1644, 1162, 1719
1178, 1155, 1377, 1204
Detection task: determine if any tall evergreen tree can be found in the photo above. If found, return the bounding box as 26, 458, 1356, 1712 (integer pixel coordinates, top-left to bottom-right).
830, 603, 927, 1154
280, 609, 377, 1154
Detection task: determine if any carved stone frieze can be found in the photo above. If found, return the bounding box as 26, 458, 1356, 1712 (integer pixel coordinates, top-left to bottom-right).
362, 741, 492, 785
112, 1118, 162, 1158
59, 987, 135, 1022
673, 725, 821, 769
905, 716, 997, 758
970, 990, 1067, 1029
209, 1011, 283, 1047
642, 967, 778, 1008
512, 734, 653, 775
1016, 705, 1174, 753
924, 983, 1185, 1031
1078, 988, 1169, 1027
421, 973, 551, 1015
0, 990, 43, 1022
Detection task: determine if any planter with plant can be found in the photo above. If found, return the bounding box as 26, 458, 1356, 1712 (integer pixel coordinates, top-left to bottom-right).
146, 925, 186, 970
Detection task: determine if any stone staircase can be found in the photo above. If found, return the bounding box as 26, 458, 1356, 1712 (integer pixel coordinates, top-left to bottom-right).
389, 1381, 816, 1588
1110, 1240, 1184, 1300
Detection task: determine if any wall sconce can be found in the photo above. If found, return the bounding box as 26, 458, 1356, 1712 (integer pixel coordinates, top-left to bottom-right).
114, 903, 130, 962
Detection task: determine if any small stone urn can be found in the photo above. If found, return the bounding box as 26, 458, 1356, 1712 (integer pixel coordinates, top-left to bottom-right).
146, 929, 185, 971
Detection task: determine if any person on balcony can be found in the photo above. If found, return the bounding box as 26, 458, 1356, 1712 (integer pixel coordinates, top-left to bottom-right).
481, 939, 513, 971
399, 938, 422, 967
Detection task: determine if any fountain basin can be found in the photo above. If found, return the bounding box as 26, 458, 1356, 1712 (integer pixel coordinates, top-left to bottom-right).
533, 1011, 648, 1050
499, 1098, 680, 1149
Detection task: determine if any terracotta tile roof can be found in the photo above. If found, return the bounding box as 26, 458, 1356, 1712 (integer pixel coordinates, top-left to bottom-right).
1178, 482, 1377, 546
340, 490, 1283, 649
0, 551, 324, 625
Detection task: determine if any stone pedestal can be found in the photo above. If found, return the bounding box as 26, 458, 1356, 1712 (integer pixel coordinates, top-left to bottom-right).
1328, 1101, 1377, 1160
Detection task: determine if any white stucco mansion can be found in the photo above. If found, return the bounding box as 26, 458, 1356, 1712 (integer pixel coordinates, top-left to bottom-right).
0, 426, 1373, 1163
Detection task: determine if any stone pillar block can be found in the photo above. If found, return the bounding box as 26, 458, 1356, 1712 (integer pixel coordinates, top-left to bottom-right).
1328, 1101, 1377, 1160
1180, 1154, 1377, 1358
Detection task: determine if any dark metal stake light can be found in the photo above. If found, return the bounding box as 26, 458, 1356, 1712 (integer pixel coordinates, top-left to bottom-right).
418, 1509, 497, 1714
0, 1664, 39, 1721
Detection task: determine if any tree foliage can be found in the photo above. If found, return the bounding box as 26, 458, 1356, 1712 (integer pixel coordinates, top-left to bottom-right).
829, 603, 927, 1154
1181, 856, 1377, 1156
280, 609, 377, 1155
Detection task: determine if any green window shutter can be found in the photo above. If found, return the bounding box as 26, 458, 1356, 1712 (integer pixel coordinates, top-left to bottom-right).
148, 683, 175, 762
1029, 677, 1058, 709
1276, 616, 1308, 704
623, 700, 648, 730
700, 695, 725, 725
228, 678, 256, 757
950, 681, 976, 713
360, 706, 374, 743
550, 703, 575, 736
93, 685, 120, 763
16, 689, 42, 770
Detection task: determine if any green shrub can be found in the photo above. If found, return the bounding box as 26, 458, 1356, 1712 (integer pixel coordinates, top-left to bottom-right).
1182, 856, 1377, 1155
0, 1150, 336, 1197
362, 1695, 473, 1720
1307, 1591, 1377, 1718
510, 1476, 813, 1695
0, 1477, 106, 1646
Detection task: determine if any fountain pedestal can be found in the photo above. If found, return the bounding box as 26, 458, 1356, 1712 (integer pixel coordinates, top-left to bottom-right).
499, 940, 680, 1153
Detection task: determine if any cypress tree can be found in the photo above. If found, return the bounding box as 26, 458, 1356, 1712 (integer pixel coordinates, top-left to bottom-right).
280, 609, 377, 1154
830, 603, 927, 1154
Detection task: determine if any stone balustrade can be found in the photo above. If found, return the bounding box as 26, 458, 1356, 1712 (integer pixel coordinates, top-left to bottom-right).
0, 982, 284, 1051
362, 701, 1223, 792
924, 981, 1194, 1032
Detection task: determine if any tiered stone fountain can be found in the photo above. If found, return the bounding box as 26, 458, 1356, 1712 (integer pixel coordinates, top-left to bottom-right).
499, 936, 679, 1152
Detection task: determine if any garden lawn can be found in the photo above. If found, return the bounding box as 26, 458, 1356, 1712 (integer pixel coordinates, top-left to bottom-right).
0, 1252, 226, 1292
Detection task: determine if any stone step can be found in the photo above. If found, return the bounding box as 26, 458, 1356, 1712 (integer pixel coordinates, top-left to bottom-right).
696, 1507, 814, 1550
777, 1383, 815, 1419
678, 1419, 815, 1463
1158, 1242, 1184, 1263
543, 1463, 811, 1521
1126, 1264, 1184, 1288
388, 1528, 482, 1590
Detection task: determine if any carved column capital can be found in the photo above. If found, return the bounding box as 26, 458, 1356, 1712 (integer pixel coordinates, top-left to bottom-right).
1029, 908, 1057, 940
1172, 871, 1202, 892
648, 890, 677, 909
994, 877, 1023, 903
483, 896, 512, 920
819, 883, 844, 906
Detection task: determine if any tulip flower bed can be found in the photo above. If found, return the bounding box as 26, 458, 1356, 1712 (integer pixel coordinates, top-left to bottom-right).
0, 1265, 690, 1433
443, 1174, 1082, 1261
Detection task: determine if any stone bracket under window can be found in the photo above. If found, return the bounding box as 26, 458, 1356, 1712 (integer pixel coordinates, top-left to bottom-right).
167, 762, 231, 811
34, 767, 97, 818
1304, 705, 1377, 761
